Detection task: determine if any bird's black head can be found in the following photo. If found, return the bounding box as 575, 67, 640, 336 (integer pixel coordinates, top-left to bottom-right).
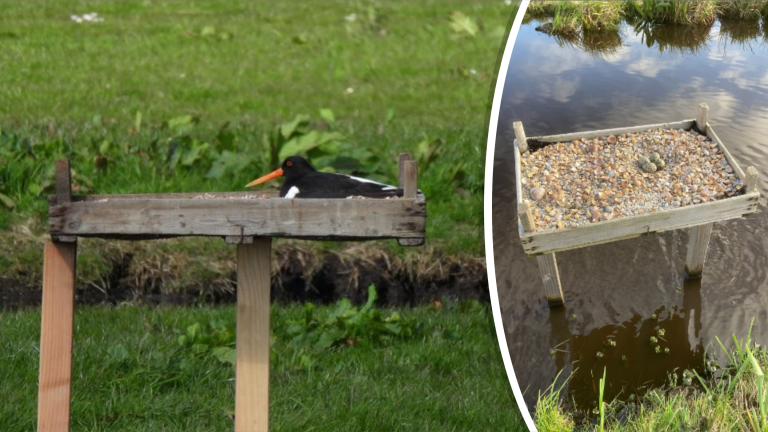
281, 156, 316, 181
245, 156, 316, 188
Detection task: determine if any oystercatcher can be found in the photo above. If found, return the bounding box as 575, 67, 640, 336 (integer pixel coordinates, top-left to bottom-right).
245, 156, 404, 199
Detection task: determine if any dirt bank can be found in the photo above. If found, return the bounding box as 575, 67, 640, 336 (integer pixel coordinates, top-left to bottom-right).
1, 244, 488, 308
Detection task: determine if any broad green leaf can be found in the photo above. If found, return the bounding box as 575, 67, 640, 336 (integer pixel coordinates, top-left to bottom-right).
319, 108, 335, 123
449, 11, 478, 37
315, 328, 345, 349
200, 25, 216, 37
0, 193, 15, 208
167, 115, 197, 132
280, 114, 311, 139
278, 131, 343, 161
206, 151, 251, 179
211, 347, 236, 365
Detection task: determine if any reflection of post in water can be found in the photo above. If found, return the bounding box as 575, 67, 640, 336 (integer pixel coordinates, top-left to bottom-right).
717, 19, 764, 55
629, 19, 713, 56
683, 277, 703, 351
560, 281, 705, 411
549, 305, 572, 376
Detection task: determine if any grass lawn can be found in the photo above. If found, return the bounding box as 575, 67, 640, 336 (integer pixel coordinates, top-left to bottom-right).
0, 0, 518, 287
0, 302, 524, 432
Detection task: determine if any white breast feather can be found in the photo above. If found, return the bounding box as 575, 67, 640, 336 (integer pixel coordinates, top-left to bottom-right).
284, 186, 300, 199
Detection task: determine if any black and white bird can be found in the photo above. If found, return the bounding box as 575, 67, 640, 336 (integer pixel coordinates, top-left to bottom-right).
245, 156, 403, 199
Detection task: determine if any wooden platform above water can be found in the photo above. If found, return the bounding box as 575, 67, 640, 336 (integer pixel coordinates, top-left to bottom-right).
514, 117, 760, 256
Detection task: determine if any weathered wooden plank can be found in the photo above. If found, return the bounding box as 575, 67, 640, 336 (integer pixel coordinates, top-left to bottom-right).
537, 253, 563, 306
685, 223, 713, 278
746, 166, 759, 194
706, 124, 746, 180
520, 192, 758, 255
235, 239, 271, 432
696, 103, 708, 132
530, 120, 696, 143
49, 191, 277, 204
38, 241, 77, 432
513, 121, 528, 153
49, 195, 426, 240
515, 141, 524, 206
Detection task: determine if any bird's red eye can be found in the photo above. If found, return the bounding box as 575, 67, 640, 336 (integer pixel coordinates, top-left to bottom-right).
286, 161, 293, 167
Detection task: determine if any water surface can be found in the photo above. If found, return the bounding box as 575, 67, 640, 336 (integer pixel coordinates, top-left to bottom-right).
493, 18, 768, 411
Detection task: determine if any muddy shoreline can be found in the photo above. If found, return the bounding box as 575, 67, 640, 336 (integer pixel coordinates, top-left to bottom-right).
1, 247, 489, 309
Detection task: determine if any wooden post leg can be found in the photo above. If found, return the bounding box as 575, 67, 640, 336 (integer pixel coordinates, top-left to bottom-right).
38, 241, 77, 432
685, 223, 713, 279
537, 253, 564, 306
235, 238, 272, 432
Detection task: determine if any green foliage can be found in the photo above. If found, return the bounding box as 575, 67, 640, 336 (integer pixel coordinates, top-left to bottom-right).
284, 285, 418, 350
176, 319, 236, 366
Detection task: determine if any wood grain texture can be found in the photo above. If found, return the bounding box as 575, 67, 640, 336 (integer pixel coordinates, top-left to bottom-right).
235, 239, 272, 432
49, 193, 426, 241
685, 223, 713, 278
397, 160, 424, 246
537, 253, 563, 306
513, 121, 528, 153
54, 159, 71, 205
514, 141, 523, 206
398, 153, 413, 189
37, 241, 77, 432
520, 192, 758, 255
529, 120, 695, 143
696, 103, 709, 132
746, 166, 759, 194
706, 125, 746, 180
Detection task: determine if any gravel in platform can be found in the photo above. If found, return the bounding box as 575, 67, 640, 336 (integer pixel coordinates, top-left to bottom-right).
519, 128, 742, 231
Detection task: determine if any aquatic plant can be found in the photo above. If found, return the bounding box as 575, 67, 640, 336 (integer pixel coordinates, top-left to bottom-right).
530, 1, 624, 34
624, 1, 718, 25
599, 367, 607, 432
534, 370, 575, 431
716, 0, 768, 20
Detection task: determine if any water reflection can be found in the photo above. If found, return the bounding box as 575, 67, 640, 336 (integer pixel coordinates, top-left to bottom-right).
495, 16, 768, 412
547, 278, 705, 408
717, 19, 765, 55
631, 20, 712, 56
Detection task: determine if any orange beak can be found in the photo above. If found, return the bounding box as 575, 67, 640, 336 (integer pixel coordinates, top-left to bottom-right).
245, 168, 284, 188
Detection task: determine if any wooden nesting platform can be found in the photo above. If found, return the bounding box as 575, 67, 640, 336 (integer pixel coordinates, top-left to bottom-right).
514, 103, 760, 306
48, 191, 426, 243
36, 154, 425, 432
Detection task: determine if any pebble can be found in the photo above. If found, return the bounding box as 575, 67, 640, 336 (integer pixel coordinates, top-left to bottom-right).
520, 128, 739, 230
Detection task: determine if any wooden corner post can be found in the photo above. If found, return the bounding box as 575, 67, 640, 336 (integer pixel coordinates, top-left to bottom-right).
235, 237, 272, 432
686, 103, 713, 279
398, 153, 423, 246
513, 121, 528, 153
520, 201, 564, 306
38, 159, 78, 432
696, 103, 708, 133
